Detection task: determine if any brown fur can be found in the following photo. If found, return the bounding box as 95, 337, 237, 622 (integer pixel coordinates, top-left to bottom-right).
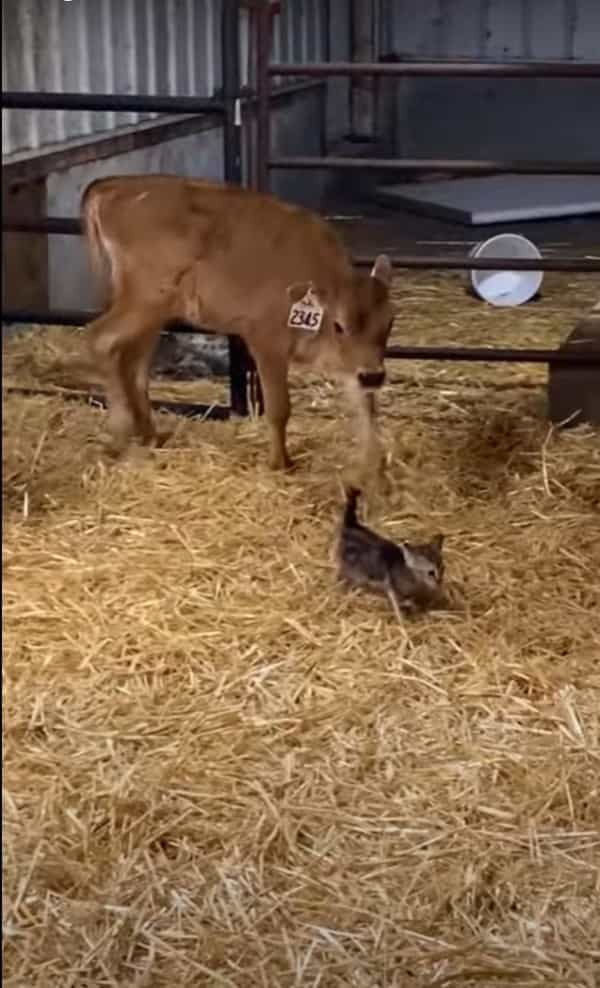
77, 175, 395, 469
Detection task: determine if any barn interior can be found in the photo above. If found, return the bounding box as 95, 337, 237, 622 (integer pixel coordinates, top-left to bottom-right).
2, 2, 600, 987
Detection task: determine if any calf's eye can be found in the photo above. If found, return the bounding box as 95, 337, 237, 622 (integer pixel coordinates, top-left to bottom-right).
334, 322, 345, 336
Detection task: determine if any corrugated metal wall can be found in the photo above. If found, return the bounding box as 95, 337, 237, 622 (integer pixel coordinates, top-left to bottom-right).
382, 0, 600, 163
386, 0, 600, 61
1, 0, 328, 158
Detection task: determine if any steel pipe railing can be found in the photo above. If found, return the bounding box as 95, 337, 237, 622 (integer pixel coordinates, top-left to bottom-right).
3, 387, 231, 422
268, 60, 600, 79
262, 60, 600, 178
252, 20, 600, 378
268, 156, 600, 176
3, 218, 81, 235
2, 309, 241, 337
384, 346, 600, 365
2, 227, 599, 273
3, 309, 598, 367
351, 255, 600, 273
5, 13, 600, 411
2, 0, 256, 419
1, 91, 225, 114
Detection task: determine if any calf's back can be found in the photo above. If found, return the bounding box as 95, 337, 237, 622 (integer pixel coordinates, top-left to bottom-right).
83, 175, 353, 337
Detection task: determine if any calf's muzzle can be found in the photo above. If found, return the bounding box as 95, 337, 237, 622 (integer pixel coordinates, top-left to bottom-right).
357, 369, 386, 390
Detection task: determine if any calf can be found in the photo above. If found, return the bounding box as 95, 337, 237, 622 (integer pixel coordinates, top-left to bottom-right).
79, 174, 395, 472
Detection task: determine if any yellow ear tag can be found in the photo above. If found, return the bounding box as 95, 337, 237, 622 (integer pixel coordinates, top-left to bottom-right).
287, 287, 324, 333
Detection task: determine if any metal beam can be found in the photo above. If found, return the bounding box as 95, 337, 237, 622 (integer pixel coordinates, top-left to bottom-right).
1, 91, 225, 114
268, 60, 600, 79
3, 222, 599, 273
268, 155, 600, 175
384, 345, 600, 365
3, 310, 599, 365
4, 387, 231, 421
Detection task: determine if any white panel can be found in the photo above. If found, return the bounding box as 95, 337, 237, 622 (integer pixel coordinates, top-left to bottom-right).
85, 0, 110, 132
486, 0, 525, 58
387, 0, 600, 61
186, 0, 197, 94
376, 174, 600, 225
61, 0, 92, 137
111, 0, 139, 127
315, 0, 326, 58
0, 0, 341, 159
301, 0, 311, 62
271, 5, 282, 65
278, 2, 291, 63
165, 0, 178, 96
1, 6, 11, 154
75, 0, 93, 133
287, 1, 297, 61
31, 0, 65, 146
292, 2, 303, 61
564, 0, 577, 59
140, 0, 159, 119
18, 0, 39, 149
195, 0, 219, 97
270, 1, 288, 87
439, 0, 485, 58
239, 4, 250, 88
529, 0, 568, 59
573, 0, 600, 59
391, 0, 438, 58
211, 0, 222, 95
172, 0, 190, 96
152, 0, 169, 96
101, 0, 117, 129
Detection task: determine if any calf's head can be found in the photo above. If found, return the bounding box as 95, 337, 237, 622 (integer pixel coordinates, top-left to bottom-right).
287, 254, 394, 390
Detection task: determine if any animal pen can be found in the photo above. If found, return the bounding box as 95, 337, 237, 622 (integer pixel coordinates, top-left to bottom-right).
2, 2, 600, 987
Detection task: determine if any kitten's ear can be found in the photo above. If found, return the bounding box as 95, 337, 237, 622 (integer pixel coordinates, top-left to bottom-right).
430, 534, 445, 556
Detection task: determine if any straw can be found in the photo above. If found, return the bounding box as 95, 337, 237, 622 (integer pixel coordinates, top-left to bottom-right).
3, 271, 599, 987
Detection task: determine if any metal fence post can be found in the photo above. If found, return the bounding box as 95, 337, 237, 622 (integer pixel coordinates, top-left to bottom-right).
255, 0, 272, 194
222, 0, 257, 417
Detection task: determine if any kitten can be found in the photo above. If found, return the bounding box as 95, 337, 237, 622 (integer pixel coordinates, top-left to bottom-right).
337, 487, 445, 616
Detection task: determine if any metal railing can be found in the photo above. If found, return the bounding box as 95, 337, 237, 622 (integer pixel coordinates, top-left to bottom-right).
255, 0, 600, 369
3, 1, 600, 414
2, 0, 253, 421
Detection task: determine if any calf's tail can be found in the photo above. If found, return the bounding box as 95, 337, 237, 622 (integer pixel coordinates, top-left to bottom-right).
80, 181, 113, 308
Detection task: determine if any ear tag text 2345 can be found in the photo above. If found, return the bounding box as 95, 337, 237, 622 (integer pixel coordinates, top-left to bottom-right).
287, 288, 324, 333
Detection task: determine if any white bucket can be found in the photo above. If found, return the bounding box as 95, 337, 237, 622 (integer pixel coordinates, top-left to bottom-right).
467, 233, 543, 307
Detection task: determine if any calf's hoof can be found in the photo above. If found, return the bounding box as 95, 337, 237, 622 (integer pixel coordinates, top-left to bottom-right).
142, 427, 172, 449
268, 450, 294, 471
100, 436, 131, 462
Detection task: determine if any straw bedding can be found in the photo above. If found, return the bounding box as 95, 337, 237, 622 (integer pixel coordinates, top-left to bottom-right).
3, 273, 600, 987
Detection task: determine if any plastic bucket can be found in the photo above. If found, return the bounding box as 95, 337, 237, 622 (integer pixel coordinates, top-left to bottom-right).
467, 233, 543, 307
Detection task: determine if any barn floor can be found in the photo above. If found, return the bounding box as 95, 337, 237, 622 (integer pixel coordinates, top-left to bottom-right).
3, 271, 600, 988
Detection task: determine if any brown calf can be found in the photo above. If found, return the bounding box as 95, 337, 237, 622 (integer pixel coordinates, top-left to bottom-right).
79, 174, 395, 472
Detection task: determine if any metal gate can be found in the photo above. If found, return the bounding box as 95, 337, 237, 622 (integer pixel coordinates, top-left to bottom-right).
2, 0, 600, 421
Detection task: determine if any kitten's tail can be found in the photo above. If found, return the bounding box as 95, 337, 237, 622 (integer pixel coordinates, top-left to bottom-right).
343, 486, 361, 528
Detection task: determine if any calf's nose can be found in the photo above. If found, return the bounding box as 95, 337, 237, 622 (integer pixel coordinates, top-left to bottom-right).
357, 369, 385, 390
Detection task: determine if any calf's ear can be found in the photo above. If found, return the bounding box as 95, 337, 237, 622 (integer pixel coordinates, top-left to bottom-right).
370, 254, 392, 287
287, 281, 329, 306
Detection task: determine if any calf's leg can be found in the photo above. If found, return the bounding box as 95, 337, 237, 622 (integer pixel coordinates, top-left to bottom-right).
251, 349, 292, 470
86, 303, 165, 453
345, 382, 388, 488
124, 328, 164, 446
